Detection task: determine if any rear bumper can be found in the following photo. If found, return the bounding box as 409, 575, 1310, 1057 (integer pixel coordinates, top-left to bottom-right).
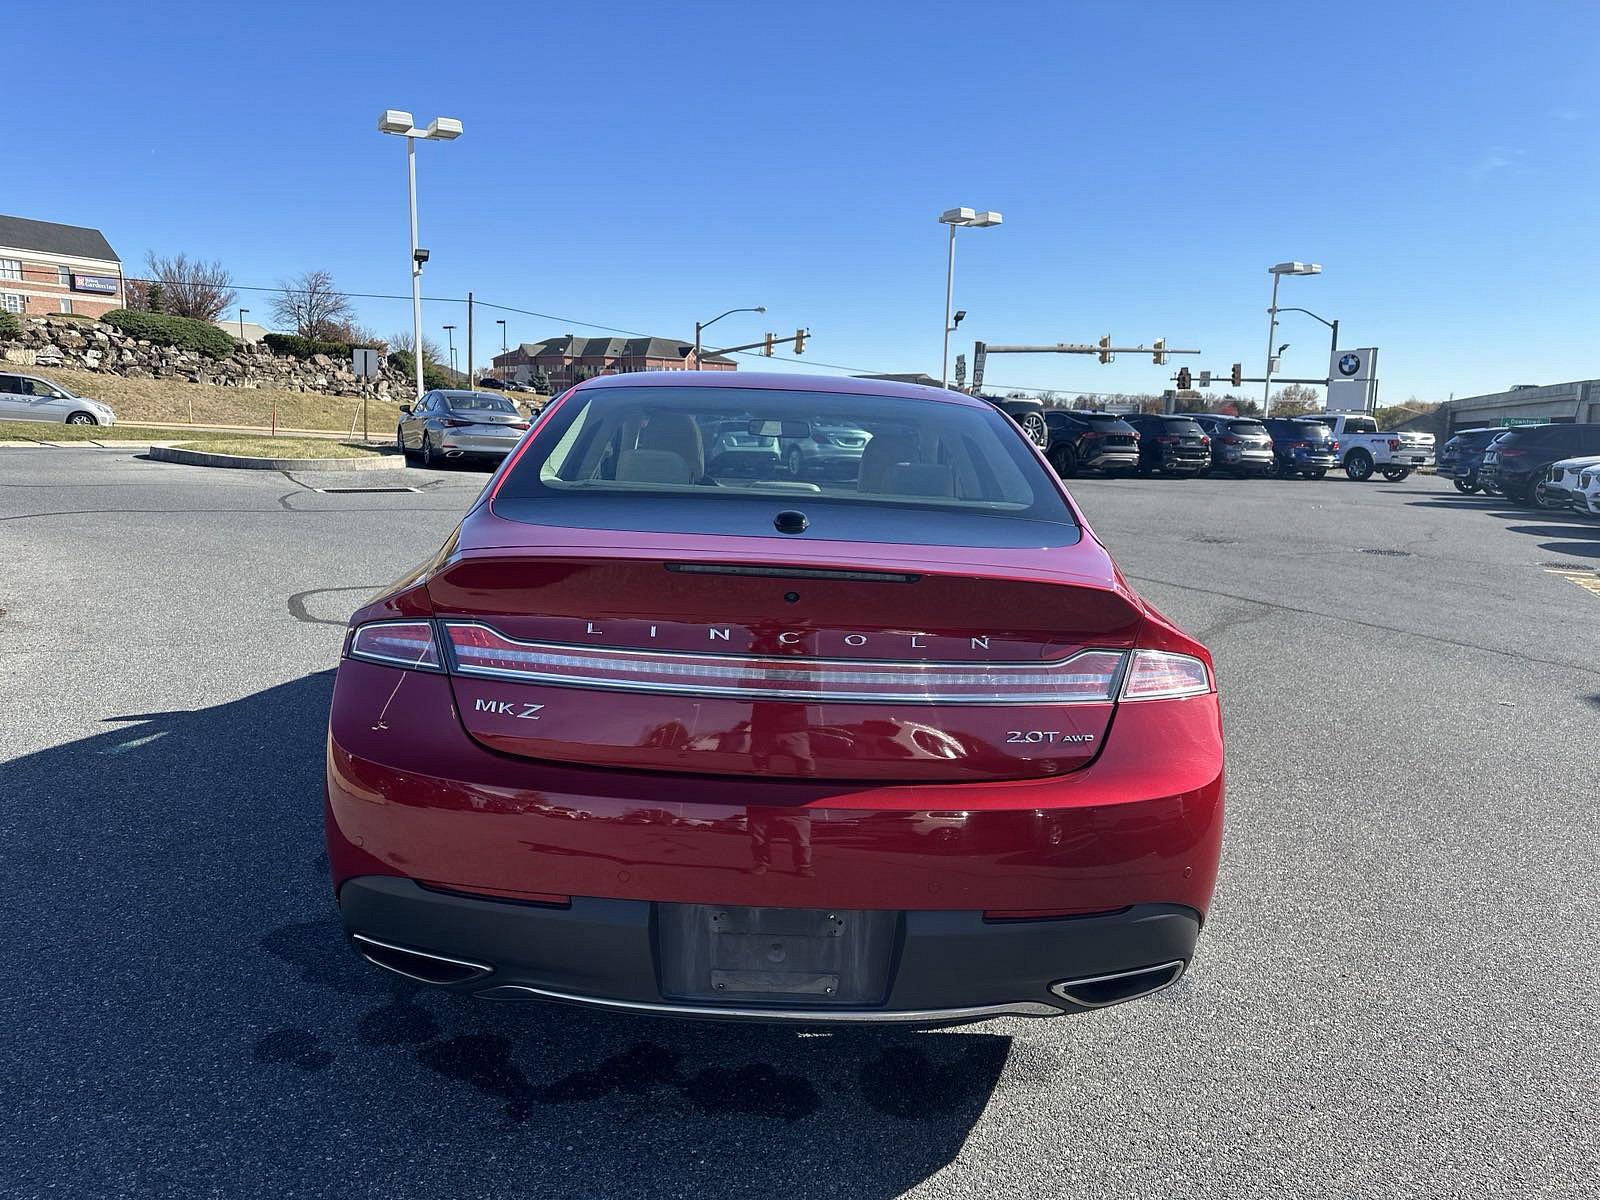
1216, 449, 1274, 470
1083, 448, 1139, 471
339, 876, 1201, 1022
1282, 453, 1338, 470
440, 436, 517, 457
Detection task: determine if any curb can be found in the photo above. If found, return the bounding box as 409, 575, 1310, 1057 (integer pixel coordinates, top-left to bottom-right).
0, 439, 168, 449
149, 444, 406, 472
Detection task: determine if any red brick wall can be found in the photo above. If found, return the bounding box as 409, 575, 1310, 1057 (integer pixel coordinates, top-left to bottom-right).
0, 255, 123, 317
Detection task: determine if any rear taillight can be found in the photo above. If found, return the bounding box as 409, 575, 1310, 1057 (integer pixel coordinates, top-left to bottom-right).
1200, 436, 1211, 445
348, 621, 443, 671
509, 421, 530, 430
1388, 439, 1401, 450
443, 622, 1125, 704
441, 417, 471, 428
1330, 440, 1340, 451
1500, 447, 1528, 458
1120, 650, 1211, 701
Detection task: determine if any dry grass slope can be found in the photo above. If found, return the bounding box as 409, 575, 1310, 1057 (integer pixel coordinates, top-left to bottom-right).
36, 366, 407, 433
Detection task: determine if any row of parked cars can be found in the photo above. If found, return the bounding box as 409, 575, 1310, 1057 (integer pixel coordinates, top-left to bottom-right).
990, 397, 1436, 481
1438, 422, 1600, 515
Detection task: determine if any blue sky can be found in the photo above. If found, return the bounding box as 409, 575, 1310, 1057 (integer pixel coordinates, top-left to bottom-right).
11, 0, 1598, 401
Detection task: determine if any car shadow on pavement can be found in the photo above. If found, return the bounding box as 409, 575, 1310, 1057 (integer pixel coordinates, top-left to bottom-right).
6, 672, 1010, 1199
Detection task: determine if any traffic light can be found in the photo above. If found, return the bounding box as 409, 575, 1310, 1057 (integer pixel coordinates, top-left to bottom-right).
1177, 367, 1192, 390
1098, 335, 1112, 364
793, 328, 807, 355
1152, 338, 1167, 366
763, 332, 775, 357
1230, 362, 1242, 388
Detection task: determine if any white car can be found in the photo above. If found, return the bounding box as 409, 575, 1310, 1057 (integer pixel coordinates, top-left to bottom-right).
1537, 454, 1600, 511
1574, 463, 1600, 518
0, 372, 117, 426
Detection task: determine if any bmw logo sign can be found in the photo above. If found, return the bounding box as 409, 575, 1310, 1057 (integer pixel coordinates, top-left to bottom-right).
1337, 353, 1362, 377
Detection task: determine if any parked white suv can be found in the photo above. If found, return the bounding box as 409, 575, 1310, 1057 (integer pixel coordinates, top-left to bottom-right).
1575, 463, 1600, 518
0, 372, 117, 426
1536, 454, 1600, 511
1320, 413, 1433, 481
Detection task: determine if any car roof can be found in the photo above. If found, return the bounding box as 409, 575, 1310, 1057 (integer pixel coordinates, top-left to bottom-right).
575, 370, 990, 411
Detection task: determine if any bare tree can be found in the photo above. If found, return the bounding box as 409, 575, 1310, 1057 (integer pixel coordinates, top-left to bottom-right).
272, 271, 355, 340
386, 329, 444, 364
1269, 383, 1322, 417
142, 252, 237, 321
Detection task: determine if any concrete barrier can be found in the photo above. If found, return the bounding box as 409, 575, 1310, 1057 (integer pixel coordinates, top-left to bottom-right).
150, 444, 407, 472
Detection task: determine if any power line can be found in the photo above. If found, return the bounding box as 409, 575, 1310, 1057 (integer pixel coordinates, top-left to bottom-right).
130, 274, 1102, 383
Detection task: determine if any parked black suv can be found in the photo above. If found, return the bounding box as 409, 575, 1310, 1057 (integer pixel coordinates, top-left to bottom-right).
1191, 414, 1275, 476
1437, 427, 1502, 494
1042, 410, 1140, 476
1477, 422, 1600, 503
1262, 417, 1339, 478
1125, 414, 1211, 474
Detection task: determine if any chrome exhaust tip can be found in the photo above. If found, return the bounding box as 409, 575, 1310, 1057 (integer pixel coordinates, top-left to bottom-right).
1049, 960, 1186, 1009
351, 933, 493, 986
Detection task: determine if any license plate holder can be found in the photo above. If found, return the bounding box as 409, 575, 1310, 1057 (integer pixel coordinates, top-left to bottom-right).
657, 903, 898, 1006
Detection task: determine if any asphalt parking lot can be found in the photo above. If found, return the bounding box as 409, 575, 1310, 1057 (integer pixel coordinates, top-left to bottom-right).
3, 448, 1597, 1199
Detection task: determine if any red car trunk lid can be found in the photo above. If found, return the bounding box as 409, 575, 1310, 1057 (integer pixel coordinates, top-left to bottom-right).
427, 547, 1143, 782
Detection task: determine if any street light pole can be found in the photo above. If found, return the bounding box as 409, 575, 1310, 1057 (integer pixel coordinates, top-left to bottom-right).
1262, 262, 1321, 418
378, 110, 463, 401
443, 324, 456, 378
238, 308, 248, 342
407, 135, 423, 400
1261, 271, 1281, 417
497, 319, 507, 356
694, 306, 765, 366
942, 221, 957, 390
938, 208, 1003, 388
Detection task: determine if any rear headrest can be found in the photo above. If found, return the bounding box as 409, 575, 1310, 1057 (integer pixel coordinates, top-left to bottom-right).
881, 463, 955, 498
637, 413, 704, 482
615, 448, 692, 484
857, 433, 920, 492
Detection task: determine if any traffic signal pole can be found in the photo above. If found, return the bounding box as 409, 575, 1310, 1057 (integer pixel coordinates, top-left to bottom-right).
710, 329, 810, 358
969, 337, 1200, 393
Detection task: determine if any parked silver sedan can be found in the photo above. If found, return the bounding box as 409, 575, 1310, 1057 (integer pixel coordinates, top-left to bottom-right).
0, 372, 117, 426
397, 389, 529, 467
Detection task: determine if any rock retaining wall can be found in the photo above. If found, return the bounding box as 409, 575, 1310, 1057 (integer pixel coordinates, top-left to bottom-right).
0, 314, 404, 399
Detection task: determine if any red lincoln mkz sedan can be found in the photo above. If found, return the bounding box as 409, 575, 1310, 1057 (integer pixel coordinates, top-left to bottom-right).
325, 373, 1224, 1023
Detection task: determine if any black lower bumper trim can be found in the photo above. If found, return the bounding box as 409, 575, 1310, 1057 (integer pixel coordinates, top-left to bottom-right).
338, 877, 1202, 1023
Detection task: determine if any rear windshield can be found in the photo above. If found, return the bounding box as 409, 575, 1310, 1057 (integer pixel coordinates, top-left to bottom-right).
447, 392, 519, 413
494, 385, 1079, 546
1276, 421, 1332, 439
1340, 416, 1379, 434
1154, 418, 1205, 435
1226, 420, 1267, 434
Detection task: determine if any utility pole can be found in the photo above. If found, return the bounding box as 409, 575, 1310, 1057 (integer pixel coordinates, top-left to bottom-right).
466, 291, 474, 384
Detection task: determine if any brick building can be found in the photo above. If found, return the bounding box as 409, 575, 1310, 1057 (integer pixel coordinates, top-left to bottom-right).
492, 334, 736, 391
0, 215, 124, 318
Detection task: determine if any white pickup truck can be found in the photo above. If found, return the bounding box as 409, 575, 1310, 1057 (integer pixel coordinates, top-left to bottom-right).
1321, 413, 1435, 482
